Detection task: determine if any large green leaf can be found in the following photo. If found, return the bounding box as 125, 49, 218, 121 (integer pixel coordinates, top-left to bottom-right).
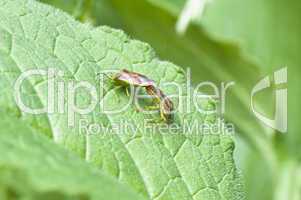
0, 0, 243, 199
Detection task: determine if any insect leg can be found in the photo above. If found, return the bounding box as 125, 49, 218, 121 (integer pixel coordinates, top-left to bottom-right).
125, 87, 130, 96
146, 118, 164, 124
145, 105, 160, 110
160, 110, 167, 122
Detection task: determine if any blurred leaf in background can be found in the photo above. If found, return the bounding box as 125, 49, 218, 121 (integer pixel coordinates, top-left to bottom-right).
198, 0, 301, 199
39, 0, 301, 199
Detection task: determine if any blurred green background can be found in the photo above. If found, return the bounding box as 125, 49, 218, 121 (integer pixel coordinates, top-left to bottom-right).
39, 0, 300, 199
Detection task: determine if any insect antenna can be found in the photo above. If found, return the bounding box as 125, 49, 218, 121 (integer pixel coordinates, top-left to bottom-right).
95, 72, 114, 80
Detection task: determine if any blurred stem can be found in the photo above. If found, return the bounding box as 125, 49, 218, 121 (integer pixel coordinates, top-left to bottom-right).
176, 0, 208, 34
73, 0, 95, 24
274, 161, 301, 200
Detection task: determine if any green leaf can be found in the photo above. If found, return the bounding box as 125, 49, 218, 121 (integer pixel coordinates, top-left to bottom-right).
0, 0, 244, 199
0, 112, 145, 200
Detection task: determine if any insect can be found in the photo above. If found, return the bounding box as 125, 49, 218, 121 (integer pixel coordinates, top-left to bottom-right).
97, 69, 174, 124
146, 85, 174, 124
97, 69, 156, 95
